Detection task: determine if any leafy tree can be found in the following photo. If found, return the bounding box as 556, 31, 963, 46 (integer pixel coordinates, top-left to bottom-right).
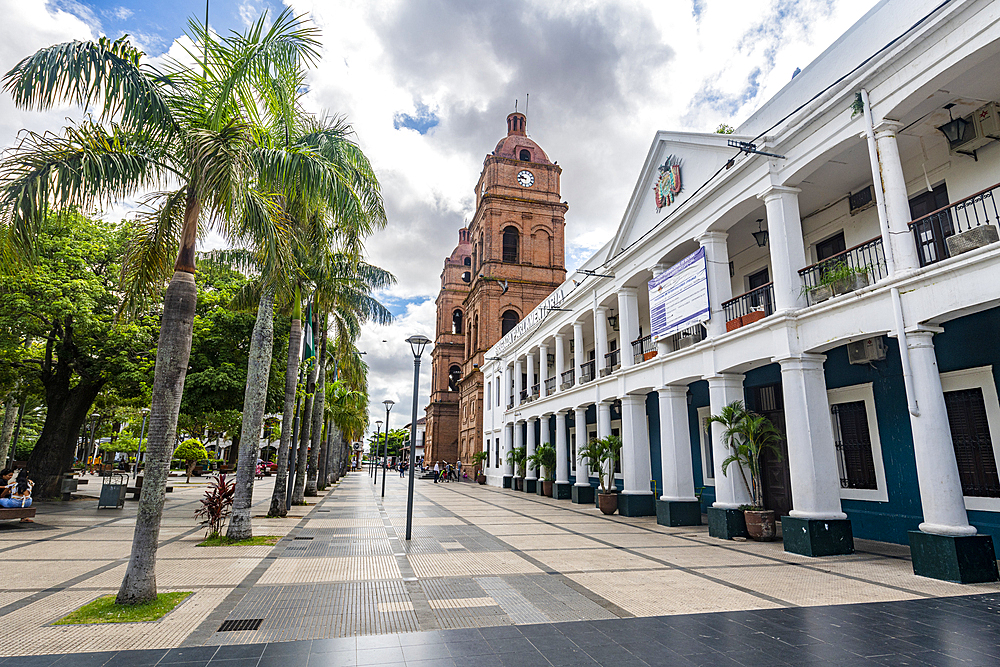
0, 212, 157, 495
716, 123, 735, 134
526, 444, 557, 483
174, 438, 209, 484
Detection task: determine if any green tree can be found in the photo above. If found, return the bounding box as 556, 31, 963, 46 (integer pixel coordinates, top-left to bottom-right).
174, 438, 209, 484
0, 212, 157, 495
707, 400, 783, 509
0, 10, 350, 605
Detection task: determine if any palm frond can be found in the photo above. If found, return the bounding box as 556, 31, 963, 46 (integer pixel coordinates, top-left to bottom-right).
118, 188, 187, 317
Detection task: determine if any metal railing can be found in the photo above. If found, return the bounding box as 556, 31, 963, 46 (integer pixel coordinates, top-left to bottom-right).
560, 369, 575, 386
519, 389, 529, 402
631, 335, 656, 364
507, 396, 514, 410
910, 182, 1000, 267
544, 377, 556, 394
530, 383, 540, 398
666, 324, 706, 350
580, 360, 596, 382
722, 282, 775, 328
798, 236, 887, 306
604, 348, 620, 370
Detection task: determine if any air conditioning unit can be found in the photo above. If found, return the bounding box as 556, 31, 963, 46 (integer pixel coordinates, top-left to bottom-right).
973, 102, 1000, 141
847, 336, 887, 365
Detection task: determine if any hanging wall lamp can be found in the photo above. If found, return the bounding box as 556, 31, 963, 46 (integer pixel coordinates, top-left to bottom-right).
752, 219, 769, 247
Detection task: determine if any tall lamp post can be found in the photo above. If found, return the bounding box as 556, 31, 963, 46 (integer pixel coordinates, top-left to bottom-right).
89, 413, 101, 473
404, 335, 431, 541
381, 400, 395, 498
371, 420, 382, 482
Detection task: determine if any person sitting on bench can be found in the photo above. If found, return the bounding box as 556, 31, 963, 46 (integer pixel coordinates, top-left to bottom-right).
0, 469, 33, 522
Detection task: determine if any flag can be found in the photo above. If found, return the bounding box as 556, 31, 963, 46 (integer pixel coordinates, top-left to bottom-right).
303, 300, 315, 360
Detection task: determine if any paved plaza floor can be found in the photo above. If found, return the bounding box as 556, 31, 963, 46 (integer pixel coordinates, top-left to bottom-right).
2, 471, 1000, 665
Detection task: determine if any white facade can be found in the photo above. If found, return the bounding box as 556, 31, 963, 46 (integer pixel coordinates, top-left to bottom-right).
481, 0, 1000, 563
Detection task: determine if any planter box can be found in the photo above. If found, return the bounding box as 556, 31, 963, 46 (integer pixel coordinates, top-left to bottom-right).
832, 273, 869, 296
642, 350, 658, 361
741, 310, 767, 327
599, 368, 612, 377
559, 382, 573, 391
676, 336, 695, 349
726, 317, 742, 332
809, 284, 833, 304
946, 224, 1000, 257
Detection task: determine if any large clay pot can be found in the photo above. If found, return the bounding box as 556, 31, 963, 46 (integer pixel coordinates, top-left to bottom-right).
542, 480, 553, 497
477, 474, 486, 485
598, 492, 618, 515
744, 509, 776, 541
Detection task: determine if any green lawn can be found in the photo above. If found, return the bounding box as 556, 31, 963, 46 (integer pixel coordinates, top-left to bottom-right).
55, 592, 192, 625
197, 534, 281, 547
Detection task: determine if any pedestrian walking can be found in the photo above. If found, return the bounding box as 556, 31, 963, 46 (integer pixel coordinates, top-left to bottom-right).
433, 461, 440, 483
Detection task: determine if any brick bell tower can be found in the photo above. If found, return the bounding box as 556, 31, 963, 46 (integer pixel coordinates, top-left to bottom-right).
453, 111, 568, 468
423, 228, 472, 466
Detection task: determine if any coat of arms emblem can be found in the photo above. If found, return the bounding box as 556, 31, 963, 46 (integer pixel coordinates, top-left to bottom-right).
654, 156, 682, 212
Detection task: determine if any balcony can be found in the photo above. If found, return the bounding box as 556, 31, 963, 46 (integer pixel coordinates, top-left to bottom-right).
666, 324, 706, 350
602, 348, 620, 376
799, 236, 888, 306
631, 335, 657, 364
507, 396, 514, 410
560, 369, 575, 390
544, 377, 556, 394
910, 182, 1000, 267
519, 389, 529, 403
722, 283, 775, 331
530, 383, 540, 399
580, 360, 596, 383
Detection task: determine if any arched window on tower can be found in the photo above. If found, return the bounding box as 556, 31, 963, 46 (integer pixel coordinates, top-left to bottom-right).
448, 365, 462, 392
519, 148, 531, 161
463, 256, 471, 266
452, 309, 463, 334
502, 227, 519, 264
501, 310, 519, 336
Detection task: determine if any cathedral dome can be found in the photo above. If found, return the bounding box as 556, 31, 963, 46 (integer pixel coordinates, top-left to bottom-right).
493, 112, 551, 164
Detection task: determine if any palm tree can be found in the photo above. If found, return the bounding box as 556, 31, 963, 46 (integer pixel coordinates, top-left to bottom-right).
707, 400, 783, 509
0, 10, 354, 605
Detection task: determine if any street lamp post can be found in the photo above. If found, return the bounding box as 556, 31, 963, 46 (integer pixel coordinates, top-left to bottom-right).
371, 420, 382, 482
381, 400, 394, 498
135, 408, 150, 478
89, 413, 101, 474
404, 335, 431, 541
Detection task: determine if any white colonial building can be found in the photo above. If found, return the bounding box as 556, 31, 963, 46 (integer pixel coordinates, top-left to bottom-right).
481, 0, 1000, 582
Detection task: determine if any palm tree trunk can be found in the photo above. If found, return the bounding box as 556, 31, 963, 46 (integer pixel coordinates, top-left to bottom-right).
317, 416, 328, 491
292, 356, 316, 504
305, 323, 327, 496
268, 312, 301, 518
116, 269, 198, 605
227, 285, 275, 540
0, 392, 20, 467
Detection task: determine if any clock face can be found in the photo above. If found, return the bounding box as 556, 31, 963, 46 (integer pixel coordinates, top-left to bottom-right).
517, 170, 534, 187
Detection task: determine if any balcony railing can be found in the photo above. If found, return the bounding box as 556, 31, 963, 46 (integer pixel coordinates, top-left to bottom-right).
604, 348, 620, 371
631, 335, 657, 364
544, 377, 556, 394
519, 389, 529, 402
560, 369, 575, 387
580, 360, 596, 383
507, 396, 514, 410
530, 383, 540, 398
666, 324, 706, 350
798, 236, 887, 306
910, 182, 1000, 267
722, 282, 775, 331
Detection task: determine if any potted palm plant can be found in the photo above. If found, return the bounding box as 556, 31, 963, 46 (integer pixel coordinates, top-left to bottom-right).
527, 443, 557, 496
472, 451, 489, 484
580, 435, 622, 515
707, 401, 783, 541
506, 446, 526, 491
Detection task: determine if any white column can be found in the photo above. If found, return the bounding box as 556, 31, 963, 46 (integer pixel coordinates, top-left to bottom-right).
777, 354, 847, 520
504, 364, 512, 409
514, 357, 524, 406
620, 394, 653, 497
574, 406, 590, 486
525, 417, 537, 481
573, 321, 585, 385
595, 306, 609, 375
554, 334, 566, 390
555, 411, 570, 484
658, 386, 698, 501
874, 121, 921, 272
697, 232, 732, 338
526, 350, 535, 398
502, 423, 513, 477
539, 343, 549, 397
513, 420, 524, 478
706, 373, 752, 508
617, 287, 639, 368
906, 329, 976, 536
760, 186, 808, 311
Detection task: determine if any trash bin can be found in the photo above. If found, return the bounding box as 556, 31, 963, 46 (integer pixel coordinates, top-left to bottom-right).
98, 472, 127, 509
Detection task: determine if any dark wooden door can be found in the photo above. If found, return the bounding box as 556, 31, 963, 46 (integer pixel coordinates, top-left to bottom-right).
750, 384, 793, 518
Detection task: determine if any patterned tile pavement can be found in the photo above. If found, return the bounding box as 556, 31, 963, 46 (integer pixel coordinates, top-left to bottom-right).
3, 470, 1000, 665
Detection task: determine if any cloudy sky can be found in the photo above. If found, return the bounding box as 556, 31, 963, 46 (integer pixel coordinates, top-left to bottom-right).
1, 0, 880, 441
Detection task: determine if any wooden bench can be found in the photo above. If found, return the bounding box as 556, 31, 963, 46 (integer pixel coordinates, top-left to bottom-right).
0, 508, 36, 521
125, 476, 174, 500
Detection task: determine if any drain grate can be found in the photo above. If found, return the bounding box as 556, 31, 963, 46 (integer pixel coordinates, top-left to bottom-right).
218, 618, 263, 632
293, 536, 314, 540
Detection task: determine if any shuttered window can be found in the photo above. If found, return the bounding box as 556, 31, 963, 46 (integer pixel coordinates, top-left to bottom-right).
832, 401, 877, 490
945, 388, 1000, 497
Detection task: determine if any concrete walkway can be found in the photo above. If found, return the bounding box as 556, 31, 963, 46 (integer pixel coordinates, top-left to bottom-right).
3, 470, 1000, 663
